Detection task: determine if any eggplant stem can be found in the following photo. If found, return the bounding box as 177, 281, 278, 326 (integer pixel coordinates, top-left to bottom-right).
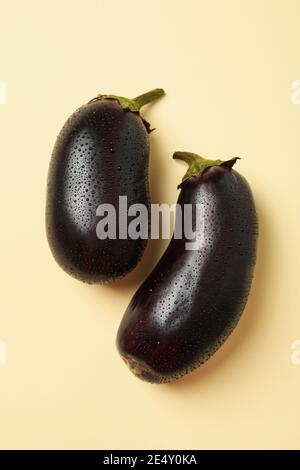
89, 88, 165, 114
133, 88, 165, 110
173, 152, 240, 188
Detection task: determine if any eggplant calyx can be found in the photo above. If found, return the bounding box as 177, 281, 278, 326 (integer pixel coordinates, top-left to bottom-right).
89, 88, 165, 133
89, 88, 165, 112
173, 152, 240, 189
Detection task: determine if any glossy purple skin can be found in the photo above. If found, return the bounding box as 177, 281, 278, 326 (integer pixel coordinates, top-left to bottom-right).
117, 166, 258, 383
46, 99, 150, 283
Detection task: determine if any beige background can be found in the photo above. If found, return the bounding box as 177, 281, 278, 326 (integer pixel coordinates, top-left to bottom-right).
0, 0, 299, 450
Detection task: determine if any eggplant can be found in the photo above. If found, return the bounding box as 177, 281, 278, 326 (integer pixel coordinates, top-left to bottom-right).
117, 152, 258, 383
46, 88, 165, 283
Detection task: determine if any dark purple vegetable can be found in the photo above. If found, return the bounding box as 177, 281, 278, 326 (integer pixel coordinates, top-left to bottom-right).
117, 152, 258, 383
46, 89, 165, 283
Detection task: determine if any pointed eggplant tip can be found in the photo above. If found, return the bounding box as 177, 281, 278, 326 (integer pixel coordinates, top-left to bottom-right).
220, 156, 241, 169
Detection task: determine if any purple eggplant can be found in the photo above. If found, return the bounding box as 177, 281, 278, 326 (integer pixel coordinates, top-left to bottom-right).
117, 152, 258, 383
46, 89, 165, 283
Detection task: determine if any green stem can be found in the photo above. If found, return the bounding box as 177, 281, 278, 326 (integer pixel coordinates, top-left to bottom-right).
133, 88, 165, 110
173, 152, 240, 188
89, 88, 165, 113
